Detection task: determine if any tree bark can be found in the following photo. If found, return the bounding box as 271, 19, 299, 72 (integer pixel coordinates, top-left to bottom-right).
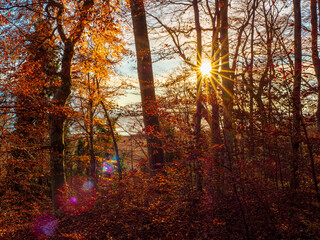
100, 101, 122, 180
249, 3, 256, 158
130, 0, 165, 172
310, 0, 320, 201
291, 0, 302, 190
88, 75, 96, 184
48, 0, 94, 212
311, 0, 320, 132
205, 0, 223, 193
220, 0, 233, 170
49, 40, 74, 211
193, 0, 202, 144
193, 0, 203, 192
209, 0, 221, 149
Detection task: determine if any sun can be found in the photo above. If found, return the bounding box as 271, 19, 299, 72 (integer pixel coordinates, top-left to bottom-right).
200, 61, 212, 77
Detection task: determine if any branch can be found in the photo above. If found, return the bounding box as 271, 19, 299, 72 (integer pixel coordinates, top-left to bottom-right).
48, 0, 66, 42
70, 0, 94, 44
148, 13, 196, 68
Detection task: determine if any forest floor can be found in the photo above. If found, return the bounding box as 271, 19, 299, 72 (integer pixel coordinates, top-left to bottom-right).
2, 167, 320, 240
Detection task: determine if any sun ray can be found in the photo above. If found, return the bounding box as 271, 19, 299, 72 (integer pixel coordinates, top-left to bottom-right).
213, 71, 251, 88
219, 53, 230, 65
208, 74, 235, 101
196, 74, 204, 99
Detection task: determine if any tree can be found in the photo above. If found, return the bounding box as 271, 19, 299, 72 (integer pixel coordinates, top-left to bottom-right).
0, 0, 125, 212
291, 0, 302, 191
11, 15, 55, 196
311, 0, 320, 132
192, 0, 203, 192
44, 0, 95, 212
220, 0, 234, 171
309, 0, 320, 201
129, 0, 165, 172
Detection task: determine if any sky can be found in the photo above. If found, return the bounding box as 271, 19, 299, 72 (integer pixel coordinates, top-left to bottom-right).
112, 35, 182, 135
115, 43, 182, 107
115, 54, 181, 135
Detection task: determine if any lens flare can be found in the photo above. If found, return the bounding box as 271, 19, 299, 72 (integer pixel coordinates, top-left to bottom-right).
57, 177, 97, 215
82, 180, 94, 191
69, 196, 78, 204
32, 214, 57, 238
102, 161, 115, 174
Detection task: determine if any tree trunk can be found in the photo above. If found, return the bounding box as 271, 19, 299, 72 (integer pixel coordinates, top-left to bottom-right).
311, 0, 320, 132
100, 100, 122, 180
310, 0, 320, 201
220, 0, 233, 170
291, 0, 302, 190
192, 0, 203, 192
249, 4, 256, 158
48, 0, 94, 212
49, 40, 74, 211
206, 0, 223, 193
88, 75, 96, 184
209, 0, 221, 149
193, 0, 202, 145
130, 0, 165, 172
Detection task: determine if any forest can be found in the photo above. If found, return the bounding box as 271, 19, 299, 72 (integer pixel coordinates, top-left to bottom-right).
1, 0, 320, 239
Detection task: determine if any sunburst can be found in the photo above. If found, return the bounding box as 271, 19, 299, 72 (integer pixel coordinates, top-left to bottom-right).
200, 61, 212, 77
